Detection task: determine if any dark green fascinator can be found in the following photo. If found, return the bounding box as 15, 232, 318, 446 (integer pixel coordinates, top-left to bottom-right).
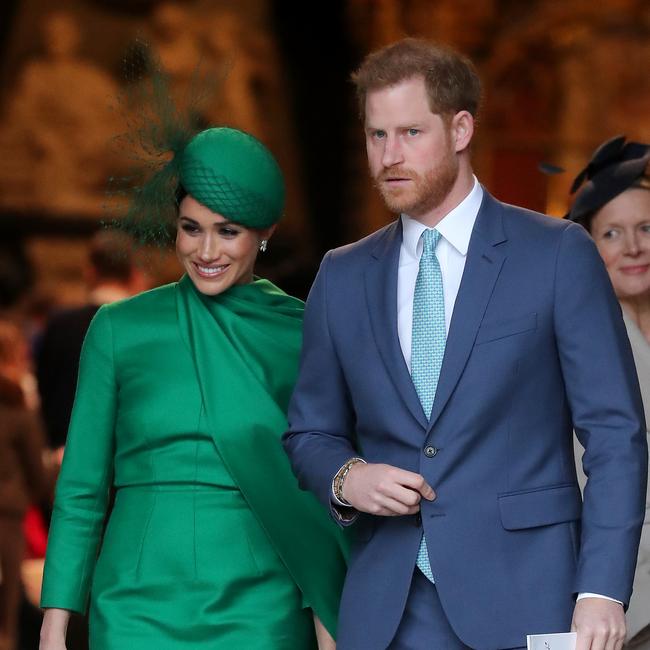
180, 127, 285, 229
107, 44, 285, 246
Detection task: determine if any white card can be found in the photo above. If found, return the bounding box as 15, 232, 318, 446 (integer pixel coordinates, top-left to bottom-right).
526, 632, 576, 650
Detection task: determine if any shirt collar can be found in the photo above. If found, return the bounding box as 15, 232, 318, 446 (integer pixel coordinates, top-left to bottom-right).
400, 176, 483, 260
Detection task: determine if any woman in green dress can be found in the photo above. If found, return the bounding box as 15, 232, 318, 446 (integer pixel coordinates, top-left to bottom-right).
39, 127, 348, 649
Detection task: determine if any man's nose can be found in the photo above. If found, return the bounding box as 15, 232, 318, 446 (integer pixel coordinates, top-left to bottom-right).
381, 134, 404, 168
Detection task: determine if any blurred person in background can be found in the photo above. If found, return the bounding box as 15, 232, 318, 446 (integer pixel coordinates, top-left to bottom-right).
0, 320, 50, 650
36, 230, 143, 450
23, 290, 57, 363
568, 135, 650, 650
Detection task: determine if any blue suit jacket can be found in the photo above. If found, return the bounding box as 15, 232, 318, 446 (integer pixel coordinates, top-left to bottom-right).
283, 192, 648, 650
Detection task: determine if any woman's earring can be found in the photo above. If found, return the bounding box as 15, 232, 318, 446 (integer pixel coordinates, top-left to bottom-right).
259, 240, 268, 252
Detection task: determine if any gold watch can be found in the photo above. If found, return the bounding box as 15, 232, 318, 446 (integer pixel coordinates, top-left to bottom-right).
333, 457, 365, 506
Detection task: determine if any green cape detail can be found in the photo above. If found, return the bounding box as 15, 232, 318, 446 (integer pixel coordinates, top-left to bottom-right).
175, 275, 349, 637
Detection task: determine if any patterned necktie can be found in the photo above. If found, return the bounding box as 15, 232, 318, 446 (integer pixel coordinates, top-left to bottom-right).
411, 228, 445, 583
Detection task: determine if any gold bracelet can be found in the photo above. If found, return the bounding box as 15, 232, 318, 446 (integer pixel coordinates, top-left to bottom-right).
333, 457, 365, 506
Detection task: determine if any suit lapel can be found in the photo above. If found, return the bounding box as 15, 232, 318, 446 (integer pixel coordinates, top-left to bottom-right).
427, 192, 508, 433
364, 221, 429, 430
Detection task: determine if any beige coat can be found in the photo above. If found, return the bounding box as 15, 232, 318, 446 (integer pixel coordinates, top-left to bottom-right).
622, 311, 650, 641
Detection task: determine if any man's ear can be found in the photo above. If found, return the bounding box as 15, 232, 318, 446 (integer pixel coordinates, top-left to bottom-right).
451, 111, 474, 153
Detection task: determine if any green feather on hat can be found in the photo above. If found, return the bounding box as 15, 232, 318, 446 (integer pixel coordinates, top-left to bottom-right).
106, 43, 285, 245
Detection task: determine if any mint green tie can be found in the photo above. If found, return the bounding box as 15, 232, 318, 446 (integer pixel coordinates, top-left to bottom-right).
411, 228, 445, 582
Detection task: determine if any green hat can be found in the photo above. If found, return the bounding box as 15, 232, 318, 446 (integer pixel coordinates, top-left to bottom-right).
179, 127, 285, 229
106, 47, 286, 245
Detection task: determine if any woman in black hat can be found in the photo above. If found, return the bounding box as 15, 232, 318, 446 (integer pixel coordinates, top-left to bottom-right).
568, 135, 650, 650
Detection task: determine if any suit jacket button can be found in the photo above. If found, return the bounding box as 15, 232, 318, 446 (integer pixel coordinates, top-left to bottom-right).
424, 445, 438, 458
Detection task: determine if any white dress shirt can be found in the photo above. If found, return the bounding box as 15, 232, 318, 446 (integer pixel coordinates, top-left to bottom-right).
397, 177, 482, 368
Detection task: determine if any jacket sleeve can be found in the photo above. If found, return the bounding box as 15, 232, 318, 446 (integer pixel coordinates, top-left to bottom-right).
40, 305, 117, 614
282, 252, 360, 515
554, 222, 648, 604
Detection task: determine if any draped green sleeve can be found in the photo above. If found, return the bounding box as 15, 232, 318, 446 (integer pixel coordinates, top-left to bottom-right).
176, 275, 349, 637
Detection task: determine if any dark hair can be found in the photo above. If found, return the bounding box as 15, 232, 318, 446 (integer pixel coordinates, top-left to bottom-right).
175, 183, 188, 206
352, 37, 482, 121
88, 231, 134, 282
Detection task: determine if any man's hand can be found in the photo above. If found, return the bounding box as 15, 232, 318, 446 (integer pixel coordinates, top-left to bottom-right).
571, 598, 626, 650
342, 462, 435, 516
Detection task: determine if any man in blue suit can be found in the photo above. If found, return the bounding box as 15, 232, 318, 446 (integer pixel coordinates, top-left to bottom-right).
283, 39, 648, 650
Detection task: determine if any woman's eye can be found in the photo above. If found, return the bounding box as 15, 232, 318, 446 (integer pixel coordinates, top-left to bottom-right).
181, 224, 200, 234
640, 224, 650, 234
373, 130, 386, 140
602, 229, 619, 240
219, 227, 239, 237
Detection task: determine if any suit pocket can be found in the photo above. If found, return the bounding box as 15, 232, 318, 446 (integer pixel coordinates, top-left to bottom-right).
498, 483, 582, 530
475, 312, 537, 345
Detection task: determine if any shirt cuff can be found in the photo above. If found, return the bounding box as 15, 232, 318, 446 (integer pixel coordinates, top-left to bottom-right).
331, 489, 351, 508
331, 503, 358, 524
576, 592, 624, 606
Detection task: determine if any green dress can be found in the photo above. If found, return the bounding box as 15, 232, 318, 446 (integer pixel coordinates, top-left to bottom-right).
41, 276, 348, 649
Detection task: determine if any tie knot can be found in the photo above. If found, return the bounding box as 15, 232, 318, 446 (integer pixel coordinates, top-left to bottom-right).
422, 228, 441, 254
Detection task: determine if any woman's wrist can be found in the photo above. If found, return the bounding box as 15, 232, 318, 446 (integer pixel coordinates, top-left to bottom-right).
41, 608, 71, 640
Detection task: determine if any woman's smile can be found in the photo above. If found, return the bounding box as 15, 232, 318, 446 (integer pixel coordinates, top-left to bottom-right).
192, 262, 230, 279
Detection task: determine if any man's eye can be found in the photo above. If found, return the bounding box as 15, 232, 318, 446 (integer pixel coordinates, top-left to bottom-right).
407, 128, 420, 136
